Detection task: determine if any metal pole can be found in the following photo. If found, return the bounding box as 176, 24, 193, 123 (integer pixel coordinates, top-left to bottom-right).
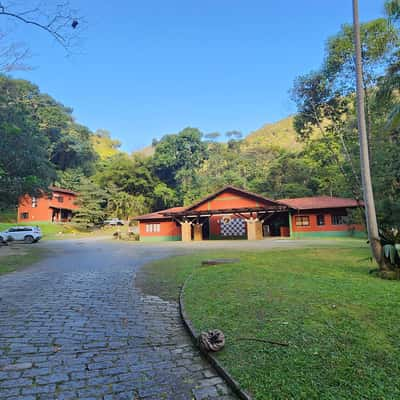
352, 0, 382, 264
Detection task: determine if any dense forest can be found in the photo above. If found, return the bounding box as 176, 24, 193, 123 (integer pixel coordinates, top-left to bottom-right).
0, 1, 399, 228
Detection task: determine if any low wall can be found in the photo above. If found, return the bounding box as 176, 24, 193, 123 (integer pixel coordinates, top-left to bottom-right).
291, 230, 366, 239
140, 235, 181, 242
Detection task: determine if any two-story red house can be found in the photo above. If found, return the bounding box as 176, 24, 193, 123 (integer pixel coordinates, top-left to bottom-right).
17, 187, 78, 223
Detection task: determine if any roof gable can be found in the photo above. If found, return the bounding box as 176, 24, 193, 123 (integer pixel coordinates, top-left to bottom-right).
186, 186, 282, 212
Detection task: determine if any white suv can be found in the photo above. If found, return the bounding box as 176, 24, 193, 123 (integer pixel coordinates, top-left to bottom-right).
104, 218, 124, 226
0, 226, 42, 244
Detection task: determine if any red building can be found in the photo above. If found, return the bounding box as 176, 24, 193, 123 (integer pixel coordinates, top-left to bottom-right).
278, 196, 364, 239
17, 187, 78, 223
134, 186, 365, 241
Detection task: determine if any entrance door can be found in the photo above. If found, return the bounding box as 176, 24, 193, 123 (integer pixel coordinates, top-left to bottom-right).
201, 218, 210, 240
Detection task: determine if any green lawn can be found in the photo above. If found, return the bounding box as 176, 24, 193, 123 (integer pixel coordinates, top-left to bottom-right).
0, 207, 17, 223
0, 221, 75, 238
137, 244, 400, 400
0, 246, 45, 275
0, 222, 128, 240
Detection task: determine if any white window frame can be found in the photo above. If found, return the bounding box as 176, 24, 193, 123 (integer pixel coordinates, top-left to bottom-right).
295, 215, 310, 227
146, 223, 160, 233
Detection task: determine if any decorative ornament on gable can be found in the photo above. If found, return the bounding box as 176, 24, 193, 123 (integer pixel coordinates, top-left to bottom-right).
221, 216, 231, 224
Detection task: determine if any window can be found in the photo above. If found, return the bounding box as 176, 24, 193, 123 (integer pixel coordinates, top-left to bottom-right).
31, 197, 38, 208
332, 215, 346, 225
295, 216, 310, 227
20, 212, 29, 219
145, 223, 160, 233
57, 196, 64, 203
317, 214, 325, 226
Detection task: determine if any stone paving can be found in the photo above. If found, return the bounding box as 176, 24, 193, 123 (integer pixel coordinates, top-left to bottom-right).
0, 241, 237, 400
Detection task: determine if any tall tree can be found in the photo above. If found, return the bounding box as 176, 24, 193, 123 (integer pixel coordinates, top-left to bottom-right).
0, 76, 54, 207
152, 127, 208, 193
353, 0, 383, 270
73, 180, 108, 227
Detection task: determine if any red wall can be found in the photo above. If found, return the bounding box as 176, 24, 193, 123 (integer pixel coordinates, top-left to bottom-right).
139, 219, 181, 239
193, 190, 265, 212
17, 190, 78, 223
290, 210, 364, 234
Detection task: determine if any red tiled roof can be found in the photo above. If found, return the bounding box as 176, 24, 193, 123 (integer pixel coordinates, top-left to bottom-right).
49, 186, 77, 195
135, 193, 363, 221
134, 206, 187, 221
278, 196, 363, 210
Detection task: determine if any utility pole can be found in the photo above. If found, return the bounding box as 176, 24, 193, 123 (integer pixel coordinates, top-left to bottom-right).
352, 0, 384, 267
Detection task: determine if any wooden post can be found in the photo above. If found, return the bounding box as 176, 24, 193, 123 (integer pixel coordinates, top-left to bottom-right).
246, 218, 263, 240
193, 223, 203, 241
181, 221, 192, 242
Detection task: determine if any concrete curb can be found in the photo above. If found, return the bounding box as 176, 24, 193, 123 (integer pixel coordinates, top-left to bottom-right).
179, 274, 252, 400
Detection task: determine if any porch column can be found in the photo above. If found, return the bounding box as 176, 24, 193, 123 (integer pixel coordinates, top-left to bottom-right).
247, 218, 263, 240
181, 221, 192, 242
193, 223, 203, 241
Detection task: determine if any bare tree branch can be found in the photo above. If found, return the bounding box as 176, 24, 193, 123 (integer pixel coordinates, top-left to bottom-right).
0, 1, 83, 72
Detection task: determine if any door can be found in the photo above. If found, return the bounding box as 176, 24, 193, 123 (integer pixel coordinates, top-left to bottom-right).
8, 228, 24, 240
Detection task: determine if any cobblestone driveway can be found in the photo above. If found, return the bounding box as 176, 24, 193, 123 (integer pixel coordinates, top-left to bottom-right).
0, 240, 237, 400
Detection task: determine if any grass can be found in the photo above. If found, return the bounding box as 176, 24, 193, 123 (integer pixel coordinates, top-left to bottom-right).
0, 221, 135, 241
0, 207, 17, 223
137, 243, 400, 400
0, 221, 76, 239
0, 246, 45, 275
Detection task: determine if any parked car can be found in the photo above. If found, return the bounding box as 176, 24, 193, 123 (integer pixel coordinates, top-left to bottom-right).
0, 226, 42, 244
104, 218, 124, 226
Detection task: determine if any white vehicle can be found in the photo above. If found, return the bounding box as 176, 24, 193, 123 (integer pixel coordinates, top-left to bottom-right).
0, 226, 42, 244
104, 218, 124, 226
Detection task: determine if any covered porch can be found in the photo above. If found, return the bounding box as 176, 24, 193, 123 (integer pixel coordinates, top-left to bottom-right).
162, 206, 289, 241
51, 207, 73, 223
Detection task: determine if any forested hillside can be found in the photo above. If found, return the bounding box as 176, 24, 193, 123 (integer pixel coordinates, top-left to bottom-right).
1, 0, 399, 229
245, 116, 302, 151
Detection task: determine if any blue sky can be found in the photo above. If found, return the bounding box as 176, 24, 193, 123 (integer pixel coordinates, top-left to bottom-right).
11, 0, 384, 152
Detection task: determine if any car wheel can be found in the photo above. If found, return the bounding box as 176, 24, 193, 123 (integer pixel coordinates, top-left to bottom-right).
24, 235, 34, 244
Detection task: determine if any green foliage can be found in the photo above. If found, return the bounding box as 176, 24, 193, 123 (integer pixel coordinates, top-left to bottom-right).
95, 153, 156, 198
0, 75, 100, 207
262, 152, 317, 198
55, 169, 85, 191
0, 207, 17, 223
153, 127, 208, 193
386, 0, 400, 21
380, 228, 400, 269
73, 180, 109, 227
292, 10, 400, 228
0, 76, 54, 207
107, 190, 148, 220
91, 129, 121, 160
325, 19, 397, 90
